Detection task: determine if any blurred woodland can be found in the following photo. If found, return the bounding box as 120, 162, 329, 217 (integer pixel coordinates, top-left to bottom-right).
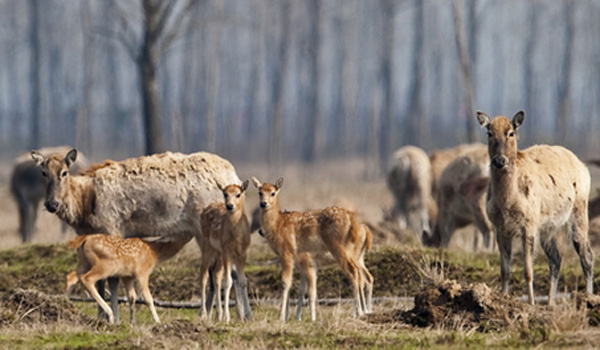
0, 0, 599, 170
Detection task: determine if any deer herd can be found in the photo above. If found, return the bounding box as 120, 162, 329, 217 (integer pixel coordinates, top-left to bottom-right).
13, 110, 597, 324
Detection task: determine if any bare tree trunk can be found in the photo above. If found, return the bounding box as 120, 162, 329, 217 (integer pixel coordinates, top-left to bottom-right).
556, 0, 575, 146
523, 0, 539, 145
302, 0, 324, 162
205, 0, 223, 153
269, 0, 291, 174
340, 1, 359, 156
139, 0, 165, 155
28, 0, 41, 149
452, 0, 477, 143
405, 0, 425, 146
366, 88, 382, 180
379, 0, 395, 168
77, 1, 94, 154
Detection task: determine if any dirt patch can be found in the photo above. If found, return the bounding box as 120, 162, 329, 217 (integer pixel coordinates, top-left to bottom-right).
573, 291, 600, 326
367, 280, 530, 331
0, 288, 92, 325
152, 319, 208, 343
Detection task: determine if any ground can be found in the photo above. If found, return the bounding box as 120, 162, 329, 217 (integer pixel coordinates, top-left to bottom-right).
1, 158, 600, 349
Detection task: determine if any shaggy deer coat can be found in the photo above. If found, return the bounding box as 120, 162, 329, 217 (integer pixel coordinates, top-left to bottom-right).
427, 146, 494, 249
11, 146, 89, 243
387, 145, 435, 239
31, 148, 241, 320
477, 111, 594, 305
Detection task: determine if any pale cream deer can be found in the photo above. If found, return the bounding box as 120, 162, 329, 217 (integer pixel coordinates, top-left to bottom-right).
477, 111, 594, 305
252, 177, 373, 320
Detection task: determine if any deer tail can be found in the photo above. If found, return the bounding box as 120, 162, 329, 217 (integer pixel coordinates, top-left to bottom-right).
66, 235, 88, 249
362, 224, 373, 253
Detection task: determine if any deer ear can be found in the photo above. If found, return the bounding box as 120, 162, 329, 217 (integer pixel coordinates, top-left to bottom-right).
64, 149, 78, 167
275, 177, 284, 190
252, 176, 261, 189
476, 111, 491, 128
241, 180, 249, 192
31, 151, 44, 166
512, 110, 525, 130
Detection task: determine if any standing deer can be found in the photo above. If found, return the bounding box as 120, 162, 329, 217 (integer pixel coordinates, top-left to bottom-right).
31, 148, 241, 320
11, 146, 89, 243
426, 146, 494, 249
66, 233, 192, 324
197, 180, 252, 322
477, 111, 594, 305
252, 177, 373, 321
387, 145, 436, 240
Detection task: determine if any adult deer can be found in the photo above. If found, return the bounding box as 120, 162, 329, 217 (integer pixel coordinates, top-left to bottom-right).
477, 110, 594, 305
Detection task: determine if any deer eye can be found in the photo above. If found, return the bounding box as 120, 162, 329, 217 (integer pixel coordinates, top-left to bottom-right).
61, 171, 68, 177
486, 132, 492, 138
271, 192, 275, 197
508, 131, 515, 137
236, 193, 241, 198
223, 193, 228, 198
41, 171, 47, 177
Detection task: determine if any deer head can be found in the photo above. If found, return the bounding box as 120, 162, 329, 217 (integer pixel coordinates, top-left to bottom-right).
477, 111, 524, 170
31, 148, 78, 213
220, 180, 249, 212
252, 177, 283, 210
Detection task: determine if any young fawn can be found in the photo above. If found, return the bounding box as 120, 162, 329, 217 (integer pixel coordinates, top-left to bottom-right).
197, 180, 252, 322
252, 177, 373, 320
66, 233, 192, 323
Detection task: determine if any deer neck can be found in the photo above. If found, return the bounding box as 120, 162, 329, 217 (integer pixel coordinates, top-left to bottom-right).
151, 234, 193, 264
226, 204, 245, 227
57, 176, 95, 228
489, 159, 519, 203
260, 202, 281, 235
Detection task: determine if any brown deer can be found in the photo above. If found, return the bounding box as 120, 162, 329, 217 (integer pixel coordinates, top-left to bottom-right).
252, 177, 373, 320
197, 180, 252, 322
66, 232, 192, 323
387, 145, 436, 240
477, 111, 594, 305
426, 146, 494, 250
31, 148, 241, 320
428, 143, 486, 200
11, 146, 89, 243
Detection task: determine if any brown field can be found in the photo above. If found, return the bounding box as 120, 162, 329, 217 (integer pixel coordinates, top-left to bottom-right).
1, 158, 600, 349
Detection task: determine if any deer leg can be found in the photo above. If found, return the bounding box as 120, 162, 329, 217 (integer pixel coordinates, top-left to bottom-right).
82, 270, 114, 323
222, 258, 233, 323
212, 260, 224, 321
571, 218, 595, 294
199, 255, 212, 320
307, 262, 318, 321
138, 274, 160, 323
497, 232, 512, 295
295, 270, 307, 321
540, 233, 561, 305
358, 257, 373, 314
522, 231, 536, 305
107, 277, 120, 322
27, 201, 39, 243
122, 277, 137, 323
233, 256, 252, 321
279, 254, 294, 321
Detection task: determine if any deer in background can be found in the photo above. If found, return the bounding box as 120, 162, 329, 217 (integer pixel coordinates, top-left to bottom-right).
31, 148, 241, 321
197, 180, 252, 322
477, 111, 594, 305
66, 232, 192, 323
387, 145, 436, 240
252, 177, 373, 321
426, 146, 494, 250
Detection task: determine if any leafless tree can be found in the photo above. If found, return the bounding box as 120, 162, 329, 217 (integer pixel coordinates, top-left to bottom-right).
103, 0, 201, 155
452, 0, 477, 143
556, 0, 575, 146
404, 0, 425, 146
28, 0, 41, 149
